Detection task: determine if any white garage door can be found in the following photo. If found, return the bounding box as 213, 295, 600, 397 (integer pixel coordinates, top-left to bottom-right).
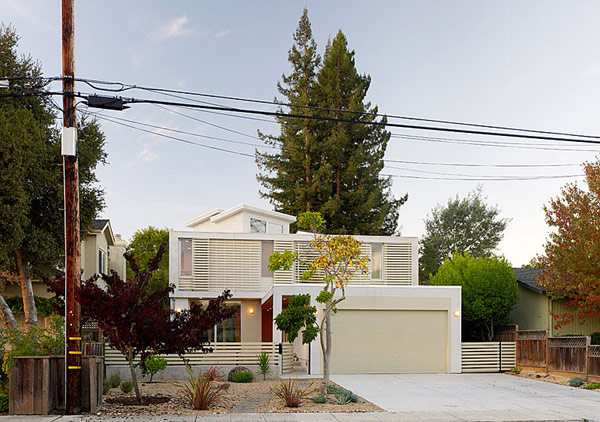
330, 310, 448, 374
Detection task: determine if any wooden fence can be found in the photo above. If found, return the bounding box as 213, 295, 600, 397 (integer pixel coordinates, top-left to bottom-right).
105, 342, 293, 371
494, 326, 600, 379
462, 342, 516, 373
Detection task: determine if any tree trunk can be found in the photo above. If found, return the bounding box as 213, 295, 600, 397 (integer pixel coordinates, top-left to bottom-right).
15, 250, 37, 330
0, 293, 17, 329
322, 307, 332, 392
127, 347, 143, 403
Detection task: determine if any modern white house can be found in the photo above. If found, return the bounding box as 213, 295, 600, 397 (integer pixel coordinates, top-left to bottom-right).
168, 204, 462, 375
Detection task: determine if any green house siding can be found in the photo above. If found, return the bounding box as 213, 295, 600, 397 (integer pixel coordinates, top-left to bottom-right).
551, 298, 600, 336
510, 286, 550, 330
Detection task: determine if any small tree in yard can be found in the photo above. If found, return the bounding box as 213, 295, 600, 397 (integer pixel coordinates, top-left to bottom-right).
270, 212, 368, 391
538, 159, 600, 329
429, 253, 519, 341
47, 244, 236, 404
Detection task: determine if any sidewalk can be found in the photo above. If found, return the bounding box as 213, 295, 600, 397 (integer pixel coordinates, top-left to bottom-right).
0, 413, 588, 422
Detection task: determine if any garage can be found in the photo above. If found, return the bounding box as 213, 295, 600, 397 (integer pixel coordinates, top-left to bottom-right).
330, 309, 449, 374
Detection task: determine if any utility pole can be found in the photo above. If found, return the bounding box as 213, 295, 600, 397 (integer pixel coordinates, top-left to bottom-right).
62, 0, 81, 414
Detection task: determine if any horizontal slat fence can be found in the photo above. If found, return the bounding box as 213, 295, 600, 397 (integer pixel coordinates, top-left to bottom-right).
280, 343, 294, 374
105, 342, 281, 367
462, 342, 516, 373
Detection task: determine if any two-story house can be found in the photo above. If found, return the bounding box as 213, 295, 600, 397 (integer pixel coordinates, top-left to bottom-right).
169, 204, 461, 375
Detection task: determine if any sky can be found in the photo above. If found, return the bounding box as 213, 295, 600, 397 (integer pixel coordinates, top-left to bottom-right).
3, 0, 600, 266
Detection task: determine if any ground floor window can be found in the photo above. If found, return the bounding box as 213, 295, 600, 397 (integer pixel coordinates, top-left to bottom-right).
194, 301, 241, 342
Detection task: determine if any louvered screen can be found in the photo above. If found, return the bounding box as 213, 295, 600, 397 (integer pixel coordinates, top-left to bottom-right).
383, 243, 412, 285
273, 240, 294, 284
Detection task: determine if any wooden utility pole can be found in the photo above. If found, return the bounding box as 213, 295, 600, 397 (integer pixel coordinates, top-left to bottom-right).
62, 0, 81, 414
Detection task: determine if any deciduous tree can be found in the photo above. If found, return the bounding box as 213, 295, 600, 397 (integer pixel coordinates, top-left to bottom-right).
126, 226, 169, 294
538, 160, 600, 328
0, 23, 106, 329
429, 253, 519, 341
48, 245, 236, 403
419, 188, 508, 282
270, 212, 368, 391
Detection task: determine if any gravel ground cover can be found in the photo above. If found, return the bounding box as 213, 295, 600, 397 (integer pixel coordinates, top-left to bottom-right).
511, 369, 600, 389
97, 379, 382, 416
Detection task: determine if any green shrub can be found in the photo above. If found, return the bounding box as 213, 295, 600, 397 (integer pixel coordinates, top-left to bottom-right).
120, 381, 134, 393
335, 390, 358, 404
326, 384, 345, 394
256, 351, 271, 381
585, 382, 600, 390
0, 393, 7, 413
591, 332, 600, 345
313, 394, 328, 403
143, 354, 167, 383
568, 377, 586, 387
232, 371, 253, 383
109, 373, 122, 388
103, 378, 112, 395
180, 365, 226, 410
510, 366, 520, 374
0, 315, 65, 374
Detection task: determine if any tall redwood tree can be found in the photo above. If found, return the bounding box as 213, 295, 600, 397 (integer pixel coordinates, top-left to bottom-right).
538, 159, 600, 328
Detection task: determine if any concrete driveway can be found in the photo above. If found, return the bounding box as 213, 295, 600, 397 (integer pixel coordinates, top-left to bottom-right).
332, 373, 600, 421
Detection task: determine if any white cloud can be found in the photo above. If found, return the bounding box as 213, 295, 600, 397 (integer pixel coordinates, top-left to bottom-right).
214, 30, 231, 38
155, 15, 194, 39
138, 148, 158, 163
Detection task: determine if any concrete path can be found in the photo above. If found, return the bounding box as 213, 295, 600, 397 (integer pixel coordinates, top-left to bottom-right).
331, 373, 600, 421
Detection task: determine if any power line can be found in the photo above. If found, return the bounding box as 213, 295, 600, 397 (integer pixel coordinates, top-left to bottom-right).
85, 111, 255, 158
68, 76, 600, 141
384, 165, 582, 178
383, 159, 580, 168
382, 173, 584, 181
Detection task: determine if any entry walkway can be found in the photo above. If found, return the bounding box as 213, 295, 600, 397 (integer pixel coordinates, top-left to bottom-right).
332, 373, 600, 421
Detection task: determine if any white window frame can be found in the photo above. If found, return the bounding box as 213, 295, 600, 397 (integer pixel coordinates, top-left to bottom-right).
261, 240, 274, 278
179, 238, 193, 278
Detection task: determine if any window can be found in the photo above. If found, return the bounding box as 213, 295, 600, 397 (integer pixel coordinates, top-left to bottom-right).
216, 304, 241, 342
371, 243, 383, 279
250, 218, 267, 233
98, 249, 108, 275
261, 241, 274, 277
267, 222, 283, 234
180, 238, 193, 277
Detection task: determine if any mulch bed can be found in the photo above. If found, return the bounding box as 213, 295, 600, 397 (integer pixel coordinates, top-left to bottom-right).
105, 395, 171, 406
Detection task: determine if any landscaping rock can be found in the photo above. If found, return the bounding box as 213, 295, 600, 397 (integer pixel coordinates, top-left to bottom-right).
228, 366, 252, 382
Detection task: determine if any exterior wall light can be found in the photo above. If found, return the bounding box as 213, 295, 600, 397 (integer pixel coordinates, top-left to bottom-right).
248, 307, 255, 315
453, 310, 460, 318
175, 308, 183, 313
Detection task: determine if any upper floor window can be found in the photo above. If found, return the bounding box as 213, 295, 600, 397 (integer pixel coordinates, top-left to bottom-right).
261, 241, 274, 277
180, 238, 193, 277
371, 243, 383, 280
267, 222, 283, 234
98, 249, 108, 275
250, 218, 267, 233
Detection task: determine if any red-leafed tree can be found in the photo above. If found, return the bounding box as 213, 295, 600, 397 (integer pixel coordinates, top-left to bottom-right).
47, 244, 236, 403
538, 159, 600, 329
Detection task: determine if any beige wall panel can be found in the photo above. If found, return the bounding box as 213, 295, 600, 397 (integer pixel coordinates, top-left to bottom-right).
330, 309, 448, 374
339, 296, 451, 311
241, 299, 262, 342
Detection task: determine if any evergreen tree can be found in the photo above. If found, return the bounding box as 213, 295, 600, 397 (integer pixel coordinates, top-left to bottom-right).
257, 14, 406, 235
0, 24, 106, 329
315, 31, 406, 234
256, 8, 330, 216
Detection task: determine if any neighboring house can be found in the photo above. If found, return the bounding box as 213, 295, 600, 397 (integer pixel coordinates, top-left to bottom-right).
3, 218, 126, 327
169, 204, 462, 375
510, 268, 600, 336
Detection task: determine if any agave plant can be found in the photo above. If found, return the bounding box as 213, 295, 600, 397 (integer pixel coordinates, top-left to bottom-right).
180, 365, 226, 410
